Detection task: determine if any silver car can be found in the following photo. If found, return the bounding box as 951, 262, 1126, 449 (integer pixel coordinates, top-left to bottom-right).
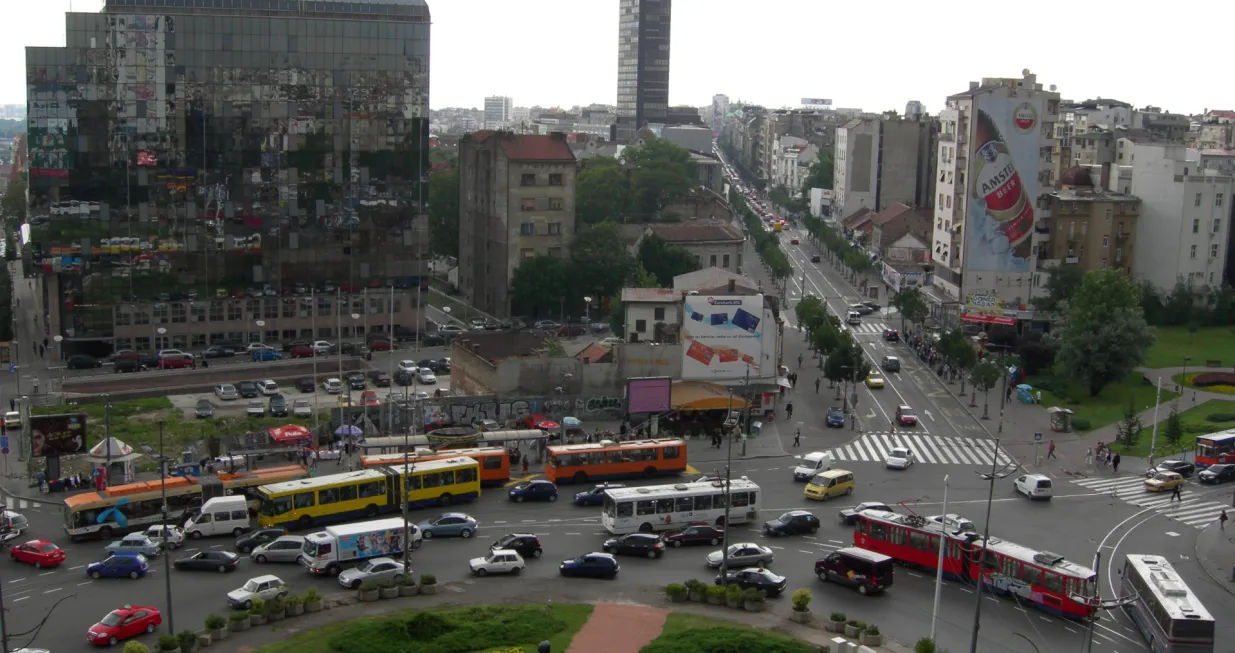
250, 535, 305, 564
214, 384, 238, 401
705, 542, 774, 568
337, 557, 409, 589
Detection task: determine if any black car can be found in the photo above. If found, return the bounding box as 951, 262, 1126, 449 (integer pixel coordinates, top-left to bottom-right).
173, 550, 240, 573
392, 326, 418, 342
201, 346, 235, 359
810, 255, 821, 263
491, 533, 543, 559
236, 381, 259, 398
420, 333, 445, 347
339, 342, 370, 357
418, 358, 450, 374
1148, 460, 1196, 478
368, 370, 391, 387
715, 568, 787, 597
862, 301, 881, 311
572, 484, 625, 507
508, 479, 559, 503
294, 377, 315, 393
839, 502, 892, 526
235, 528, 288, 554
602, 533, 665, 558
269, 394, 288, 417
662, 524, 725, 548
393, 369, 413, 386
66, 355, 102, 370
559, 553, 619, 579
763, 510, 821, 536
346, 372, 366, 390
1199, 464, 1235, 484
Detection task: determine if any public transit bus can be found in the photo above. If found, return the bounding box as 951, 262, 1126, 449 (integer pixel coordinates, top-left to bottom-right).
215, 465, 309, 513
546, 438, 687, 484
1193, 430, 1235, 467
853, 510, 1096, 619
601, 478, 760, 534
64, 476, 204, 541
1121, 554, 1214, 653
255, 457, 481, 530
360, 447, 510, 486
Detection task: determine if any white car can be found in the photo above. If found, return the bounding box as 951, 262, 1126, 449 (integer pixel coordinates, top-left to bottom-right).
226, 574, 288, 609
256, 380, 280, 396
885, 447, 915, 470
337, 557, 409, 589
1014, 474, 1053, 500
143, 525, 185, 551
792, 451, 834, 481
417, 368, 437, 384
157, 349, 188, 359
3, 411, 21, 429
928, 514, 976, 534
311, 341, 334, 355
245, 343, 274, 353
214, 384, 238, 400
245, 400, 265, 417
397, 360, 418, 373
322, 378, 343, 394
469, 549, 525, 576
292, 399, 312, 418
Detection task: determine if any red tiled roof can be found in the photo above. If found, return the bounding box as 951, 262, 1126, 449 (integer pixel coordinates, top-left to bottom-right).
648, 224, 743, 243
871, 202, 931, 226
842, 207, 874, 229
576, 343, 614, 364
501, 135, 575, 161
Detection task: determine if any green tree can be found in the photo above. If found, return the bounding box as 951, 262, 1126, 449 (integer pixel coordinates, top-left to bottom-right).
892, 287, 929, 332
1, 178, 26, 221
800, 149, 834, 196
1032, 263, 1084, 313
1056, 269, 1156, 397
426, 168, 460, 258
575, 159, 629, 225
939, 328, 977, 392
1162, 402, 1184, 451
823, 337, 869, 401
0, 262, 12, 340
622, 137, 696, 217
1115, 394, 1143, 449
969, 360, 1003, 419
566, 222, 637, 302
794, 295, 827, 333
510, 255, 566, 318
1160, 281, 1195, 327
637, 233, 700, 287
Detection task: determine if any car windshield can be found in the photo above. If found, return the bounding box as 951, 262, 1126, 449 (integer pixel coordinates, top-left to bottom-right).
40, 543, 57, 552
726, 544, 742, 554
828, 409, 843, 418
485, 552, 499, 562
1212, 465, 1232, 473
891, 448, 908, 458
808, 475, 829, 486
100, 612, 123, 627
901, 408, 915, 416
777, 512, 795, 522
359, 560, 376, 572
514, 482, 530, 490
242, 580, 260, 592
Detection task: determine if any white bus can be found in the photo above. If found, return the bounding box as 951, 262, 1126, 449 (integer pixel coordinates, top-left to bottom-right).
1121, 554, 1214, 653
601, 478, 761, 535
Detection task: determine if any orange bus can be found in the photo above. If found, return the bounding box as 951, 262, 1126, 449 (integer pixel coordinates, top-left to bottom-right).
215, 464, 309, 513
360, 447, 511, 486
545, 439, 687, 484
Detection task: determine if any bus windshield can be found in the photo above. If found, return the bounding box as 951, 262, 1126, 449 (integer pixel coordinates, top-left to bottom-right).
260, 496, 292, 517
547, 455, 559, 468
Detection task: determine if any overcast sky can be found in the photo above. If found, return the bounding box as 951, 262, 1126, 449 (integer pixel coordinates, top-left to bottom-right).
8, 0, 1234, 116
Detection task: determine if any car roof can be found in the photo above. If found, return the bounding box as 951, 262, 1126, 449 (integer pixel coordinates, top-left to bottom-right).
364, 556, 398, 564
490, 548, 521, 556
498, 533, 536, 538
585, 552, 616, 560
783, 510, 812, 517
437, 512, 471, 519
248, 574, 282, 583
899, 405, 913, 410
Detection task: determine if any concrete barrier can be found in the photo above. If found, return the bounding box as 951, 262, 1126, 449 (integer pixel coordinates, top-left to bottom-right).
62, 357, 372, 401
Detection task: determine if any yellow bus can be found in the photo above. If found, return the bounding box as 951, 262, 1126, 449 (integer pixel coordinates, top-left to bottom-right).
255, 457, 481, 530
215, 464, 309, 514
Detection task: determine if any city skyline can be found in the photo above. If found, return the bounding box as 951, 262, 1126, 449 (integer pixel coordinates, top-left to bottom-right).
7, 1, 1235, 116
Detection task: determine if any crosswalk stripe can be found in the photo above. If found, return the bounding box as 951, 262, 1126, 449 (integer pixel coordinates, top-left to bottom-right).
862, 437, 883, 460
1163, 504, 1222, 519
1074, 477, 1144, 491
944, 436, 980, 466
1068, 477, 1224, 529
872, 434, 894, 460
908, 435, 936, 464
912, 434, 943, 463
853, 442, 869, 462
971, 438, 1001, 468
930, 436, 962, 464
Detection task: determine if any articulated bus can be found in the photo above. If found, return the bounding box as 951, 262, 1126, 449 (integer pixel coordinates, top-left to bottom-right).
1193, 430, 1235, 467
256, 457, 481, 530
1121, 554, 1214, 653
601, 479, 761, 534
360, 447, 510, 486
852, 510, 1096, 619
546, 438, 687, 484
64, 476, 203, 541
214, 464, 310, 513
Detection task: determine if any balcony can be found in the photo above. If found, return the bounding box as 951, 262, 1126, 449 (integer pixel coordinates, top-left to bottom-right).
1035, 221, 1051, 234
1115, 232, 1129, 242
939, 132, 955, 142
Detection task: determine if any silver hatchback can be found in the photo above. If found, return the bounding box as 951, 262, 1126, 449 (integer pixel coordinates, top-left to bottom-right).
250, 535, 304, 564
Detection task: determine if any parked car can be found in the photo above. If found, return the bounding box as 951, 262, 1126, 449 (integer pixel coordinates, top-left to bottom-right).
281, 340, 311, 353
368, 370, 391, 387
338, 557, 408, 589
201, 346, 235, 359
573, 484, 625, 507
311, 340, 334, 356
173, 551, 240, 573
601, 533, 665, 558
86, 605, 162, 646
490, 533, 543, 559
292, 399, 313, 418
705, 543, 774, 569
105, 534, 162, 557
269, 394, 289, 417
9, 539, 65, 568
368, 339, 393, 352
322, 378, 343, 394
294, 376, 315, 393
417, 368, 437, 384
1147, 460, 1196, 478
158, 354, 194, 370
715, 568, 787, 596
559, 552, 619, 579
289, 345, 314, 359
346, 372, 366, 390
235, 528, 288, 554
662, 523, 725, 548
473, 418, 500, 432
214, 383, 239, 400
256, 380, 280, 396
245, 400, 266, 417
237, 381, 259, 398
839, 502, 892, 526
251, 349, 282, 362
87, 553, 150, 579
393, 369, 413, 386
226, 574, 288, 609
508, 479, 558, 503
194, 399, 214, 419
67, 355, 103, 370
417, 513, 477, 539
470, 549, 526, 576
763, 510, 821, 536
1199, 463, 1235, 484
252, 535, 306, 564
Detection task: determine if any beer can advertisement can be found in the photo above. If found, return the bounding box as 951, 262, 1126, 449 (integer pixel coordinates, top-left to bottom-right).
30, 413, 88, 457
968, 96, 1042, 272
681, 295, 767, 380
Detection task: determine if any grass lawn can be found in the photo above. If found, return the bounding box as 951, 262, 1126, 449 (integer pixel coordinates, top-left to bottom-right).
1030, 372, 1180, 432
1111, 399, 1235, 458
1143, 325, 1235, 369
252, 603, 593, 653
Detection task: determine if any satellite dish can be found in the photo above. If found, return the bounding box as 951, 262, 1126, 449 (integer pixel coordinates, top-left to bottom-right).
1050, 85, 1057, 92
1022, 68, 1031, 77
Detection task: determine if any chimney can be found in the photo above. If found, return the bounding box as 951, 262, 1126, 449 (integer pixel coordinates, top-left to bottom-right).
969, 81, 979, 91
728, 279, 736, 293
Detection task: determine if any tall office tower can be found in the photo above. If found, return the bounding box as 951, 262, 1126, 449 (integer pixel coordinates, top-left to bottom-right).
484, 96, 513, 129
615, 0, 671, 143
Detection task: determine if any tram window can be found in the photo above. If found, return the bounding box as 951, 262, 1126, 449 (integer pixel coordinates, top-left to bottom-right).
293, 492, 314, 509
870, 523, 886, 540
1043, 572, 1063, 593
482, 456, 502, 470
663, 446, 680, 459
731, 492, 750, 508
636, 500, 655, 516
339, 485, 357, 502
1002, 557, 1019, 578
909, 531, 928, 551
1021, 565, 1041, 586
890, 527, 908, 546
983, 551, 998, 570
927, 535, 940, 553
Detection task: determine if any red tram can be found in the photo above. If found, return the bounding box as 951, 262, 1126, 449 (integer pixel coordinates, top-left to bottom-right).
852, 510, 1096, 619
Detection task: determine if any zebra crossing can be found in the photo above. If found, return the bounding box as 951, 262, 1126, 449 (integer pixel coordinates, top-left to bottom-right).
824, 432, 1016, 467
849, 321, 889, 335
1069, 476, 1228, 529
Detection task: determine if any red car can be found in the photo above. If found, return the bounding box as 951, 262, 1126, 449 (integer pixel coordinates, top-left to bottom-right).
896, 405, 918, 427
520, 413, 548, 429
368, 339, 393, 352
10, 539, 65, 568
157, 355, 193, 370
662, 523, 725, 547
87, 605, 162, 647
289, 345, 314, 359
361, 391, 380, 407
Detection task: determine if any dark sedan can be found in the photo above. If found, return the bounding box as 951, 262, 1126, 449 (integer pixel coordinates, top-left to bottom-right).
602, 533, 665, 559
826, 407, 846, 428
1148, 460, 1196, 478
67, 355, 103, 370
559, 553, 619, 579
173, 550, 239, 573
810, 255, 821, 263
662, 524, 725, 548
1199, 464, 1235, 484
508, 480, 558, 503
346, 372, 366, 390
715, 568, 788, 597
368, 371, 391, 387
294, 377, 315, 393
839, 502, 892, 525
200, 346, 235, 359
235, 528, 287, 554
572, 484, 625, 507
763, 510, 820, 536
418, 359, 450, 374
236, 381, 259, 398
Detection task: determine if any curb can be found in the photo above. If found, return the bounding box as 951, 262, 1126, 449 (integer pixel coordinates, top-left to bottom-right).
1191, 522, 1235, 598
0, 479, 53, 506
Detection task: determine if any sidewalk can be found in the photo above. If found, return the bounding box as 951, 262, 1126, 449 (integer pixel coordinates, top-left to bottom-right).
1193, 521, 1235, 597
565, 603, 666, 653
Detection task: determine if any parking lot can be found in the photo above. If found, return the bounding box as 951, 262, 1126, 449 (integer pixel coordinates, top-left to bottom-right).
165, 374, 453, 419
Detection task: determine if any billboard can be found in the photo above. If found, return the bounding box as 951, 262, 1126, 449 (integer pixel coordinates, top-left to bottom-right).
681, 295, 765, 380
961, 293, 1018, 326
801, 98, 833, 106
966, 95, 1043, 273
30, 413, 88, 457
626, 377, 672, 414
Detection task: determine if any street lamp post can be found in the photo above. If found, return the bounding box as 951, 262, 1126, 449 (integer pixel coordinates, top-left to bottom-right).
930, 474, 949, 644
718, 368, 752, 587
254, 320, 266, 370
156, 327, 167, 358
968, 439, 1019, 653
582, 296, 592, 329
348, 313, 360, 408
158, 421, 175, 634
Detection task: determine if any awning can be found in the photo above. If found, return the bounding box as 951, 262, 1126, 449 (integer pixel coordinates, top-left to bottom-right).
268, 425, 312, 444
671, 381, 749, 411
85, 437, 143, 464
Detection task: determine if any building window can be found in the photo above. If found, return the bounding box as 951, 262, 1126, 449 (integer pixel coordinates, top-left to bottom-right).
117, 311, 131, 326
710, 254, 718, 267
548, 247, 562, 257
1115, 247, 1123, 262
946, 195, 952, 209
722, 254, 730, 268
548, 222, 561, 235
520, 222, 535, 235
521, 173, 536, 187
549, 173, 563, 186
1193, 218, 1200, 233
135, 336, 151, 352
520, 248, 534, 259
635, 319, 647, 333
1190, 245, 1198, 259
1212, 244, 1220, 259
171, 303, 187, 323
228, 303, 243, 321
1195, 192, 1202, 207
1102, 235, 1108, 248
549, 198, 564, 210
520, 198, 535, 211
209, 302, 224, 322
654, 307, 665, 321
191, 334, 207, 348
1214, 219, 1223, 233
1101, 259, 1107, 270
1217, 194, 1224, 207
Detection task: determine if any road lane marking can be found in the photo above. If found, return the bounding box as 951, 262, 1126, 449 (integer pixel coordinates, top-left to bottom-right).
38, 571, 54, 576
566, 533, 581, 536
43, 587, 62, 594
12, 597, 27, 602
69, 565, 84, 570
78, 581, 93, 586
8, 578, 26, 584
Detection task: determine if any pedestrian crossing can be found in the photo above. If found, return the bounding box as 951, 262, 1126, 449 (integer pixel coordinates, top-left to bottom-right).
1069, 476, 1228, 529
823, 432, 1016, 467
849, 321, 889, 335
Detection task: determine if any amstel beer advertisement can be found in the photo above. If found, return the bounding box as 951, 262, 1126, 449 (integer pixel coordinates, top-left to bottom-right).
967, 96, 1042, 273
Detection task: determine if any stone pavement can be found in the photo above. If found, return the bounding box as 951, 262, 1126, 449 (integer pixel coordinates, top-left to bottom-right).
565, 603, 666, 653
1193, 520, 1235, 597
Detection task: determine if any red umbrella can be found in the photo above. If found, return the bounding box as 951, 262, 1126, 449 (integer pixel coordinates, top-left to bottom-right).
268, 424, 312, 444
535, 420, 560, 430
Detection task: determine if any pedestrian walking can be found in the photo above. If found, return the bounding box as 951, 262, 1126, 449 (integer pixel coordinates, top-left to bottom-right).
1005, 385, 1013, 402
1035, 390, 1042, 405
1084, 447, 1093, 466
785, 402, 794, 419
1170, 482, 1183, 503
1047, 440, 1057, 459
793, 429, 801, 447
1112, 452, 1121, 473
798, 353, 804, 368
815, 378, 821, 394
1220, 509, 1228, 530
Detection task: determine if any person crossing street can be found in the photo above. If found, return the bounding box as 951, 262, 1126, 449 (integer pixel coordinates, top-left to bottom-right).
815, 378, 821, 394
793, 429, 801, 447
1170, 481, 1183, 503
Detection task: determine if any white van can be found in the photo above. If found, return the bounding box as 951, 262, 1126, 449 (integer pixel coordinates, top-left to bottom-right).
184, 496, 251, 539
793, 451, 835, 481
846, 311, 862, 326
1014, 474, 1053, 500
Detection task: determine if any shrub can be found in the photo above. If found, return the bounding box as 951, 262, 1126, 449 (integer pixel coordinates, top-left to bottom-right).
684, 578, 704, 592
419, 574, 437, 585
742, 588, 765, 603
665, 583, 687, 598
830, 611, 846, 622
915, 638, 938, 653
359, 581, 380, 592
122, 642, 150, 653
285, 594, 303, 606
325, 605, 569, 653
845, 619, 859, 627
1206, 413, 1235, 423
269, 596, 286, 611
303, 588, 321, 602
641, 627, 819, 653
248, 597, 268, 616
791, 588, 811, 611
156, 634, 179, 651
706, 586, 725, 599
1072, 418, 1092, 431
725, 584, 742, 601
864, 624, 880, 636
177, 630, 197, 650
204, 614, 226, 630
229, 611, 250, 622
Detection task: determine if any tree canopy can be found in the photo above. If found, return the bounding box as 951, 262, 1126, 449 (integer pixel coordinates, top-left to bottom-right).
568, 222, 637, 301
637, 233, 700, 287
574, 137, 696, 224
1055, 269, 1155, 397
892, 287, 929, 328
800, 149, 834, 197
1032, 263, 1083, 314
427, 168, 459, 259
510, 255, 566, 318
574, 159, 629, 225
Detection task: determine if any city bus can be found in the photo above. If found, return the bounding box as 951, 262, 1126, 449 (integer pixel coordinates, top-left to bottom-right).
546, 438, 687, 484
1193, 430, 1235, 467
63, 476, 204, 541
255, 457, 481, 530
1121, 554, 1215, 653
214, 464, 309, 513
601, 478, 760, 534
852, 509, 1096, 620
360, 447, 510, 486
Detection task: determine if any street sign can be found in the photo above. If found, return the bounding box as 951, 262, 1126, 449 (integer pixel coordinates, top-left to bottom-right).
0, 436, 9, 448
2, 447, 10, 455
1033, 432, 1042, 441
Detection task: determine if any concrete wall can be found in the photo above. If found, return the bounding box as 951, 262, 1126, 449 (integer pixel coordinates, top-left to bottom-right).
61, 357, 369, 401
878, 120, 926, 211
450, 343, 499, 396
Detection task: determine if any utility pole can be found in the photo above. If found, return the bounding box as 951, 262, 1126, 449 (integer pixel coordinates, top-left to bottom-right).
159, 421, 175, 634
969, 439, 1019, 653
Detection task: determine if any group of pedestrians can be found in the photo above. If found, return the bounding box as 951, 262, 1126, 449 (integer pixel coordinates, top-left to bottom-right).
1086, 442, 1122, 472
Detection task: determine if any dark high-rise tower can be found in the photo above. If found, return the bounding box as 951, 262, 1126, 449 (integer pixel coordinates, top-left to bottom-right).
615, 0, 671, 143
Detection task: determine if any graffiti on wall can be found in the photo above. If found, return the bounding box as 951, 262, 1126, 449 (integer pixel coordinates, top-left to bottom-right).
421, 395, 626, 426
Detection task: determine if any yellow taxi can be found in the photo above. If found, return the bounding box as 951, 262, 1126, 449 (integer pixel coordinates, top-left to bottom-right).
865, 372, 885, 389
336, 395, 358, 408
1144, 471, 1183, 492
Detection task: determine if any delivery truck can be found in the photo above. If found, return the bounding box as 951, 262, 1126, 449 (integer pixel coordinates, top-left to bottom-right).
298, 516, 422, 576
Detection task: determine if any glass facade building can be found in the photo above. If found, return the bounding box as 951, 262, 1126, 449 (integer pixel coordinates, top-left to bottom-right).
615, 0, 671, 144
25, 0, 431, 354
